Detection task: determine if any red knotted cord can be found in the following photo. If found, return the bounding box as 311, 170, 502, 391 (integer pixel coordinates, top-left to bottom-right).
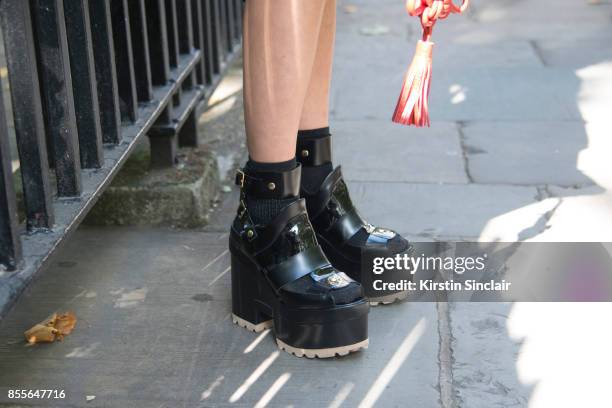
392, 0, 469, 127
407, 0, 469, 39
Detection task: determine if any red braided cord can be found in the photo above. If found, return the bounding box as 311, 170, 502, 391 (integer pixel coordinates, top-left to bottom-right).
405, 0, 469, 40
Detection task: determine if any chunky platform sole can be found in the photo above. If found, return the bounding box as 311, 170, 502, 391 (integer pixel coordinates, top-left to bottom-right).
317, 234, 414, 305
230, 248, 369, 358
368, 290, 409, 306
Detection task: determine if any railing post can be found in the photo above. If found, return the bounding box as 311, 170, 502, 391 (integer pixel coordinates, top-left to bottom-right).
64, 0, 104, 169
89, 0, 122, 144
201, 0, 215, 85
111, 0, 139, 123
31, 0, 82, 197
208, 0, 222, 76
147, 0, 171, 86
165, 0, 180, 69
128, 0, 154, 102
0, 86, 22, 271
191, 0, 207, 86
149, 107, 178, 168
0, 0, 55, 229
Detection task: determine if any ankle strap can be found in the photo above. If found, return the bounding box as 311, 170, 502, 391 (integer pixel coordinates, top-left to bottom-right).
296, 135, 332, 166
235, 164, 301, 199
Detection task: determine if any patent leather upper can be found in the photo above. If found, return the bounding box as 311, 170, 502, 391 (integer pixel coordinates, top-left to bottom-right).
303, 166, 408, 258
296, 135, 410, 261
230, 167, 363, 306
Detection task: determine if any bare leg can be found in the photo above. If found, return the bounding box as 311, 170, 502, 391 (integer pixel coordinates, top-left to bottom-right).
243, 0, 327, 163
299, 0, 336, 130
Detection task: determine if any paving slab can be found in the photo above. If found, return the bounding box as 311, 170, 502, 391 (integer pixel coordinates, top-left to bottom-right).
462, 121, 594, 187
531, 189, 612, 242
332, 120, 467, 184
344, 180, 547, 240
333, 66, 583, 123
0, 227, 441, 408
450, 303, 532, 408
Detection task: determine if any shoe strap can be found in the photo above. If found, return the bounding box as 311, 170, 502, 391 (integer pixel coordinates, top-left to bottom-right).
296, 135, 332, 166
267, 246, 330, 291
235, 164, 301, 199
308, 166, 368, 246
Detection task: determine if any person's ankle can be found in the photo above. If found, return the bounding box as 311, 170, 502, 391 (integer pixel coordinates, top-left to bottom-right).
242, 157, 299, 225
297, 127, 333, 193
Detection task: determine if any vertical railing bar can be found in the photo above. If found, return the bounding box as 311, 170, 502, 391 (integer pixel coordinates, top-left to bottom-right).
226, 0, 234, 53
216, 0, 227, 62
128, 0, 153, 102
173, 88, 182, 107
110, 0, 138, 123
0, 80, 22, 270
236, 0, 243, 42
168, 0, 182, 107
31, 0, 82, 197
0, 0, 54, 229
209, 0, 222, 75
176, 0, 196, 88
191, 0, 206, 85
201, 0, 215, 83
89, 0, 122, 144
64, 0, 104, 169
176, 0, 194, 55
165, 0, 180, 68
146, 0, 171, 86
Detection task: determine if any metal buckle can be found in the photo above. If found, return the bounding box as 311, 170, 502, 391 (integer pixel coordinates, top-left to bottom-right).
235, 169, 245, 188
237, 199, 247, 218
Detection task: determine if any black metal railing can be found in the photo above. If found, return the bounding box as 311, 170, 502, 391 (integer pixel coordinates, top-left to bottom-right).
0, 0, 242, 314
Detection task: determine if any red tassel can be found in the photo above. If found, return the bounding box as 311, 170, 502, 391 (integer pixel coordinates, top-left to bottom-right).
392, 40, 434, 127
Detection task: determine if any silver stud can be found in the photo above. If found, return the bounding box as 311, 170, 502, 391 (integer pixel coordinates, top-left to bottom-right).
301, 149, 309, 158
246, 229, 254, 238
327, 274, 349, 288
267, 182, 276, 190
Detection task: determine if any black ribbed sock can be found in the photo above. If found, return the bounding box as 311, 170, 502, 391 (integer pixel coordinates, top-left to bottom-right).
297, 127, 333, 193
244, 157, 298, 225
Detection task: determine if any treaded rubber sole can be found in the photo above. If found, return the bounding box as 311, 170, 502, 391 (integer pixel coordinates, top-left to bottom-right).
232, 314, 273, 333
369, 290, 409, 306
276, 338, 368, 359
232, 314, 368, 358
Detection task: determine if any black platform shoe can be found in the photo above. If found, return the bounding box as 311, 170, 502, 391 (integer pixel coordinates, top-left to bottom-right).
229, 164, 369, 358
297, 135, 414, 305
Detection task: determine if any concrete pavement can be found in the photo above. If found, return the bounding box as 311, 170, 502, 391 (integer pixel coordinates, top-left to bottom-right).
1, 0, 612, 406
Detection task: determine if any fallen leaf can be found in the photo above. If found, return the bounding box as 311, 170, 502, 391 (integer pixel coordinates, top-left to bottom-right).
41, 313, 58, 327
55, 312, 77, 335
24, 324, 58, 344
24, 311, 77, 344
86, 395, 96, 402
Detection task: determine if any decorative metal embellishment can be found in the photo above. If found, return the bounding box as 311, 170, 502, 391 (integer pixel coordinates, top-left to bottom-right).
327, 273, 350, 288
267, 182, 276, 190
365, 223, 396, 239
301, 149, 309, 157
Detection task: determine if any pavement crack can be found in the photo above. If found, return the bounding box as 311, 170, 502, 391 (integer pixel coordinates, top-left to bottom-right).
437, 300, 457, 408
456, 122, 474, 184
528, 40, 549, 67
517, 196, 563, 241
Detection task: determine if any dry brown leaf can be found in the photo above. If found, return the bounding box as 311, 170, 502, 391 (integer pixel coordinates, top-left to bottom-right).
24, 324, 58, 344
54, 312, 77, 335
24, 311, 77, 344
41, 313, 58, 327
